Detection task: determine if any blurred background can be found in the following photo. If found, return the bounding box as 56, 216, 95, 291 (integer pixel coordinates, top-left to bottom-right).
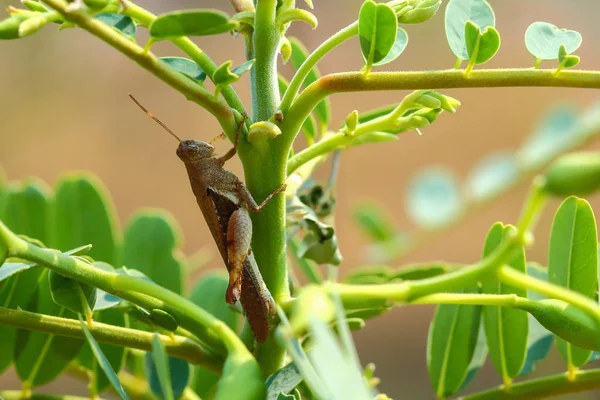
1, 0, 600, 398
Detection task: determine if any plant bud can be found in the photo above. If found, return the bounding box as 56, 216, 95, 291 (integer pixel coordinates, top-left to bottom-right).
83, 0, 111, 10
22, 0, 47, 12
18, 15, 46, 38
351, 131, 398, 146
248, 121, 282, 141
0, 15, 29, 40
542, 152, 600, 196
397, 0, 441, 24
215, 352, 265, 400
519, 298, 600, 351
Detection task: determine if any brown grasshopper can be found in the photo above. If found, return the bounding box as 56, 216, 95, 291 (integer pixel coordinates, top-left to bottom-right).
129, 95, 285, 342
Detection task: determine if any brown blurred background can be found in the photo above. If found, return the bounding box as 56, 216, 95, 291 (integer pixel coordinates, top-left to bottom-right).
2, 0, 600, 398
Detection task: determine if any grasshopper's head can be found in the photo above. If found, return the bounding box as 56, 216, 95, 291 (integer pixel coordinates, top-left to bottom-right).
176, 140, 215, 163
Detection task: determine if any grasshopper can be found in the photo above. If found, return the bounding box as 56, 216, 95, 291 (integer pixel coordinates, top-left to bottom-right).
129, 95, 285, 342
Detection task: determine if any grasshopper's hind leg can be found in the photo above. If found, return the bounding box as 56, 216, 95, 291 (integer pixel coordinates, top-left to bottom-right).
225, 207, 253, 304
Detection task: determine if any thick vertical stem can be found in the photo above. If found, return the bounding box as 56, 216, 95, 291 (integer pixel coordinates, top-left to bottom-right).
241, 141, 290, 374
251, 0, 281, 121
244, 0, 288, 375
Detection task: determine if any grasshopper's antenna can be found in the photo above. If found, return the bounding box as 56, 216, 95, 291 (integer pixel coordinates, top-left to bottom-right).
128, 94, 182, 142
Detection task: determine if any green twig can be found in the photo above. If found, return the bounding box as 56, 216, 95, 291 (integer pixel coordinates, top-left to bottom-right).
460, 368, 600, 400
42, 0, 238, 137
121, 3, 247, 134
0, 221, 226, 355
251, 0, 280, 121
0, 307, 221, 370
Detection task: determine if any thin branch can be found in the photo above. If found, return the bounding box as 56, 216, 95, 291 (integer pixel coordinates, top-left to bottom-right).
280, 68, 600, 148
121, 3, 248, 130
0, 307, 222, 371
42, 0, 238, 135
460, 368, 600, 400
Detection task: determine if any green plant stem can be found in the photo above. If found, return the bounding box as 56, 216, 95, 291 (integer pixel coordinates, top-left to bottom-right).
0, 392, 96, 400
498, 266, 600, 321
0, 307, 221, 370
327, 230, 530, 310
108, 273, 248, 356
279, 21, 358, 113
251, 0, 280, 121
460, 368, 600, 400
0, 222, 225, 355
121, 3, 247, 132
281, 68, 600, 148
411, 293, 525, 307
43, 0, 239, 136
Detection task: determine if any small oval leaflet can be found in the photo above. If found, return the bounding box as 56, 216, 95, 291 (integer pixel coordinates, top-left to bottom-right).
466, 152, 519, 200
525, 22, 582, 61
406, 167, 462, 228
149, 9, 238, 38
373, 28, 408, 67
548, 196, 598, 367
358, 0, 398, 71
161, 57, 206, 82
464, 21, 500, 66
445, 0, 495, 60
96, 13, 136, 37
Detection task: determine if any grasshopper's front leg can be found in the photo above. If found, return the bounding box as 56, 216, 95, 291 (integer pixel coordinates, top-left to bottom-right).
225, 207, 252, 304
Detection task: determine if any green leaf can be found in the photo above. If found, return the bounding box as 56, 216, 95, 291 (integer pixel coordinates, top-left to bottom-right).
466, 152, 519, 200
548, 196, 598, 367
373, 28, 408, 66
519, 263, 554, 376
0, 262, 36, 282
543, 152, 600, 197
0, 179, 51, 373
51, 173, 119, 264
161, 57, 207, 82
79, 315, 130, 400
213, 60, 241, 88
405, 167, 462, 228
426, 284, 482, 398
15, 270, 85, 387
149, 9, 238, 38
306, 317, 374, 400
231, 59, 255, 76
525, 22, 582, 61
96, 13, 136, 37
352, 200, 398, 242
517, 105, 579, 169
0, 179, 51, 242
445, 0, 495, 60
93, 262, 122, 311
288, 37, 331, 128
459, 323, 488, 391
190, 271, 240, 398
146, 335, 172, 400
77, 262, 128, 393
358, 0, 398, 72
481, 223, 528, 380
48, 269, 97, 315
266, 362, 303, 400
390, 262, 455, 281
464, 20, 500, 65
120, 210, 183, 294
